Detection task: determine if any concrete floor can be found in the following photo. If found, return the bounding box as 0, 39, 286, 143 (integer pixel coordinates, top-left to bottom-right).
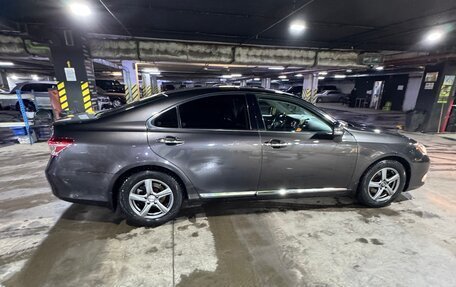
1, 109, 456, 286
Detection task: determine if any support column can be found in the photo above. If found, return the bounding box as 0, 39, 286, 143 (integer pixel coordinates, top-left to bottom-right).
122, 60, 140, 103
142, 73, 152, 98
49, 30, 97, 114
261, 78, 271, 89
150, 75, 160, 94
414, 62, 456, 132
0, 70, 9, 91
302, 74, 318, 102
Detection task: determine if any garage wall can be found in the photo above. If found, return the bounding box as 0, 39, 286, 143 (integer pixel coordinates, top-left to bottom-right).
402, 74, 423, 111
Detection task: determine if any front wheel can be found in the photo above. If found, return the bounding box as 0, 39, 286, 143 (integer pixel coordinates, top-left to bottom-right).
118, 171, 183, 227
357, 160, 406, 207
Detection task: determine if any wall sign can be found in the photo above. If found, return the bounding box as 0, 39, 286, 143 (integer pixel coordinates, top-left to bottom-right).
437, 75, 455, 104
424, 82, 434, 90
64, 67, 77, 81
425, 72, 439, 82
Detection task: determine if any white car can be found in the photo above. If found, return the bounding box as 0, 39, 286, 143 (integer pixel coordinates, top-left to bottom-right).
315, 90, 348, 103
0, 81, 56, 111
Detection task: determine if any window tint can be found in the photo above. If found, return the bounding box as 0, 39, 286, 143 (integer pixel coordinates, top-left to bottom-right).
257, 97, 332, 133
21, 84, 53, 92
154, 108, 178, 128
179, 94, 249, 130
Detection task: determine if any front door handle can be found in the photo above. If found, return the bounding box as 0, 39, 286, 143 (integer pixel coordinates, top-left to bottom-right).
264, 139, 291, 148
158, 136, 184, 145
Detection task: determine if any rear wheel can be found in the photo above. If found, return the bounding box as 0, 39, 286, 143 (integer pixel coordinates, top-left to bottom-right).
357, 160, 406, 207
118, 171, 183, 227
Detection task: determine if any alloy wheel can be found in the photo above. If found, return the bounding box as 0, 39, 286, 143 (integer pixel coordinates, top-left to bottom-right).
367, 167, 400, 202
128, 179, 174, 219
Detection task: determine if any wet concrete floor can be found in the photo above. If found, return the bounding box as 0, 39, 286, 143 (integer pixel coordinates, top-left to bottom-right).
1, 113, 456, 286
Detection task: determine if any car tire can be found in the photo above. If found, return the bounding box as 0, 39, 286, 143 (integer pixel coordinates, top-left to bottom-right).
357, 160, 406, 207
118, 171, 183, 227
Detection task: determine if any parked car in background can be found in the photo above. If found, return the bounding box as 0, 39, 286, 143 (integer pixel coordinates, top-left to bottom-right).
315, 90, 348, 103
95, 86, 127, 110
46, 87, 430, 227
286, 85, 303, 96
95, 79, 125, 93
317, 85, 337, 93
0, 81, 56, 111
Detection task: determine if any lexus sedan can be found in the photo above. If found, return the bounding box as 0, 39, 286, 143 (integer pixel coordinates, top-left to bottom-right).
45, 87, 430, 226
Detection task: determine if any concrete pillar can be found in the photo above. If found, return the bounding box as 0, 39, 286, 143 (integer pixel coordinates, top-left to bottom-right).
122, 60, 140, 103
0, 70, 9, 91
302, 73, 318, 103
49, 30, 97, 114
415, 62, 456, 132
142, 73, 152, 98
151, 75, 160, 94
261, 78, 271, 89
239, 80, 247, 87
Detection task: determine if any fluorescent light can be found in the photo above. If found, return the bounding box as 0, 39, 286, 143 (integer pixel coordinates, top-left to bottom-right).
0, 61, 14, 66
143, 67, 161, 75
254, 77, 260, 81
31, 74, 39, 81
11, 74, 18, 80
268, 66, 285, 70
295, 73, 303, 77
375, 66, 384, 71
424, 30, 445, 44
69, 2, 92, 17
221, 74, 242, 79
334, 74, 346, 79
346, 69, 352, 73
318, 76, 325, 80
111, 71, 122, 76
318, 71, 328, 76
278, 75, 287, 79
289, 20, 306, 35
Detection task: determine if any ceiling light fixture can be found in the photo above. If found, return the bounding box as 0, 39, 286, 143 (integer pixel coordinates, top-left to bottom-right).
334, 74, 346, 79
424, 29, 445, 44
268, 66, 285, 70
31, 74, 39, 81
318, 76, 325, 80
0, 61, 14, 66
254, 77, 260, 81
346, 69, 352, 73
11, 74, 18, 80
278, 75, 287, 79
318, 71, 328, 76
143, 67, 161, 75
69, 2, 92, 17
289, 20, 306, 35
111, 71, 122, 76
375, 66, 384, 71
295, 73, 303, 77
221, 74, 242, 78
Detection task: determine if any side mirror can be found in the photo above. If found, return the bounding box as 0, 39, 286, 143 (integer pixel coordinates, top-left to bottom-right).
333, 121, 345, 137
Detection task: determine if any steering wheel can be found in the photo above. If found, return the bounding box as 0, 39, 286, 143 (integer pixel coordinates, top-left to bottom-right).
269, 112, 287, 130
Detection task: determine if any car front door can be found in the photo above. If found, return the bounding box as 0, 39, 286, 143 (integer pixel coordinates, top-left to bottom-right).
252, 94, 357, 194
148, 93, 262, 198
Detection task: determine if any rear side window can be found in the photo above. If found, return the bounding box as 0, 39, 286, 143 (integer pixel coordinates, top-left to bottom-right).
154, 108, 178, 128
179, 94, 249, 130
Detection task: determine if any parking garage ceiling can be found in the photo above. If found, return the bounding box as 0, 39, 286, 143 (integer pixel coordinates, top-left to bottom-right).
1, 0, 456, 51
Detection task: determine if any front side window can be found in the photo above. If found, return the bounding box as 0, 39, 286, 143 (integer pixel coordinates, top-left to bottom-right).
257, 97, 332, 133
179, 94, 249, 130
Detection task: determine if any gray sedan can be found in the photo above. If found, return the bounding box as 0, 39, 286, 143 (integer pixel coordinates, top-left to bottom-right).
45, 87, 429, 227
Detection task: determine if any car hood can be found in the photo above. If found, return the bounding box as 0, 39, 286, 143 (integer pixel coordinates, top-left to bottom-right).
342, 120, 415, 144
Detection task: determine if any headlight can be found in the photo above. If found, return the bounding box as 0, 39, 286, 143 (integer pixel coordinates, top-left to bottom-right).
414, 143, 427, 155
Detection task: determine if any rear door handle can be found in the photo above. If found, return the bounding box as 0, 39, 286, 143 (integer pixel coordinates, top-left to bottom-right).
264, 139, 291, 148
158, 136, 184, 145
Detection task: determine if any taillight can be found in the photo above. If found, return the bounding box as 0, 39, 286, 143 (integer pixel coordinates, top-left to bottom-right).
48, 137, 74, 156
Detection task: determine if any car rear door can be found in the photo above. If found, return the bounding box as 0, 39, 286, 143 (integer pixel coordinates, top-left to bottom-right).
251, 93, 357, 194
148, 92, 262, 198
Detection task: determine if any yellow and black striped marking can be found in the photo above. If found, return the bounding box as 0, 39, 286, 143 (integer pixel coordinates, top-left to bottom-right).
131, 84, 140, 102
80, 81, 94, 114
57, 82, 69, 110
304, 89, 312, 102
